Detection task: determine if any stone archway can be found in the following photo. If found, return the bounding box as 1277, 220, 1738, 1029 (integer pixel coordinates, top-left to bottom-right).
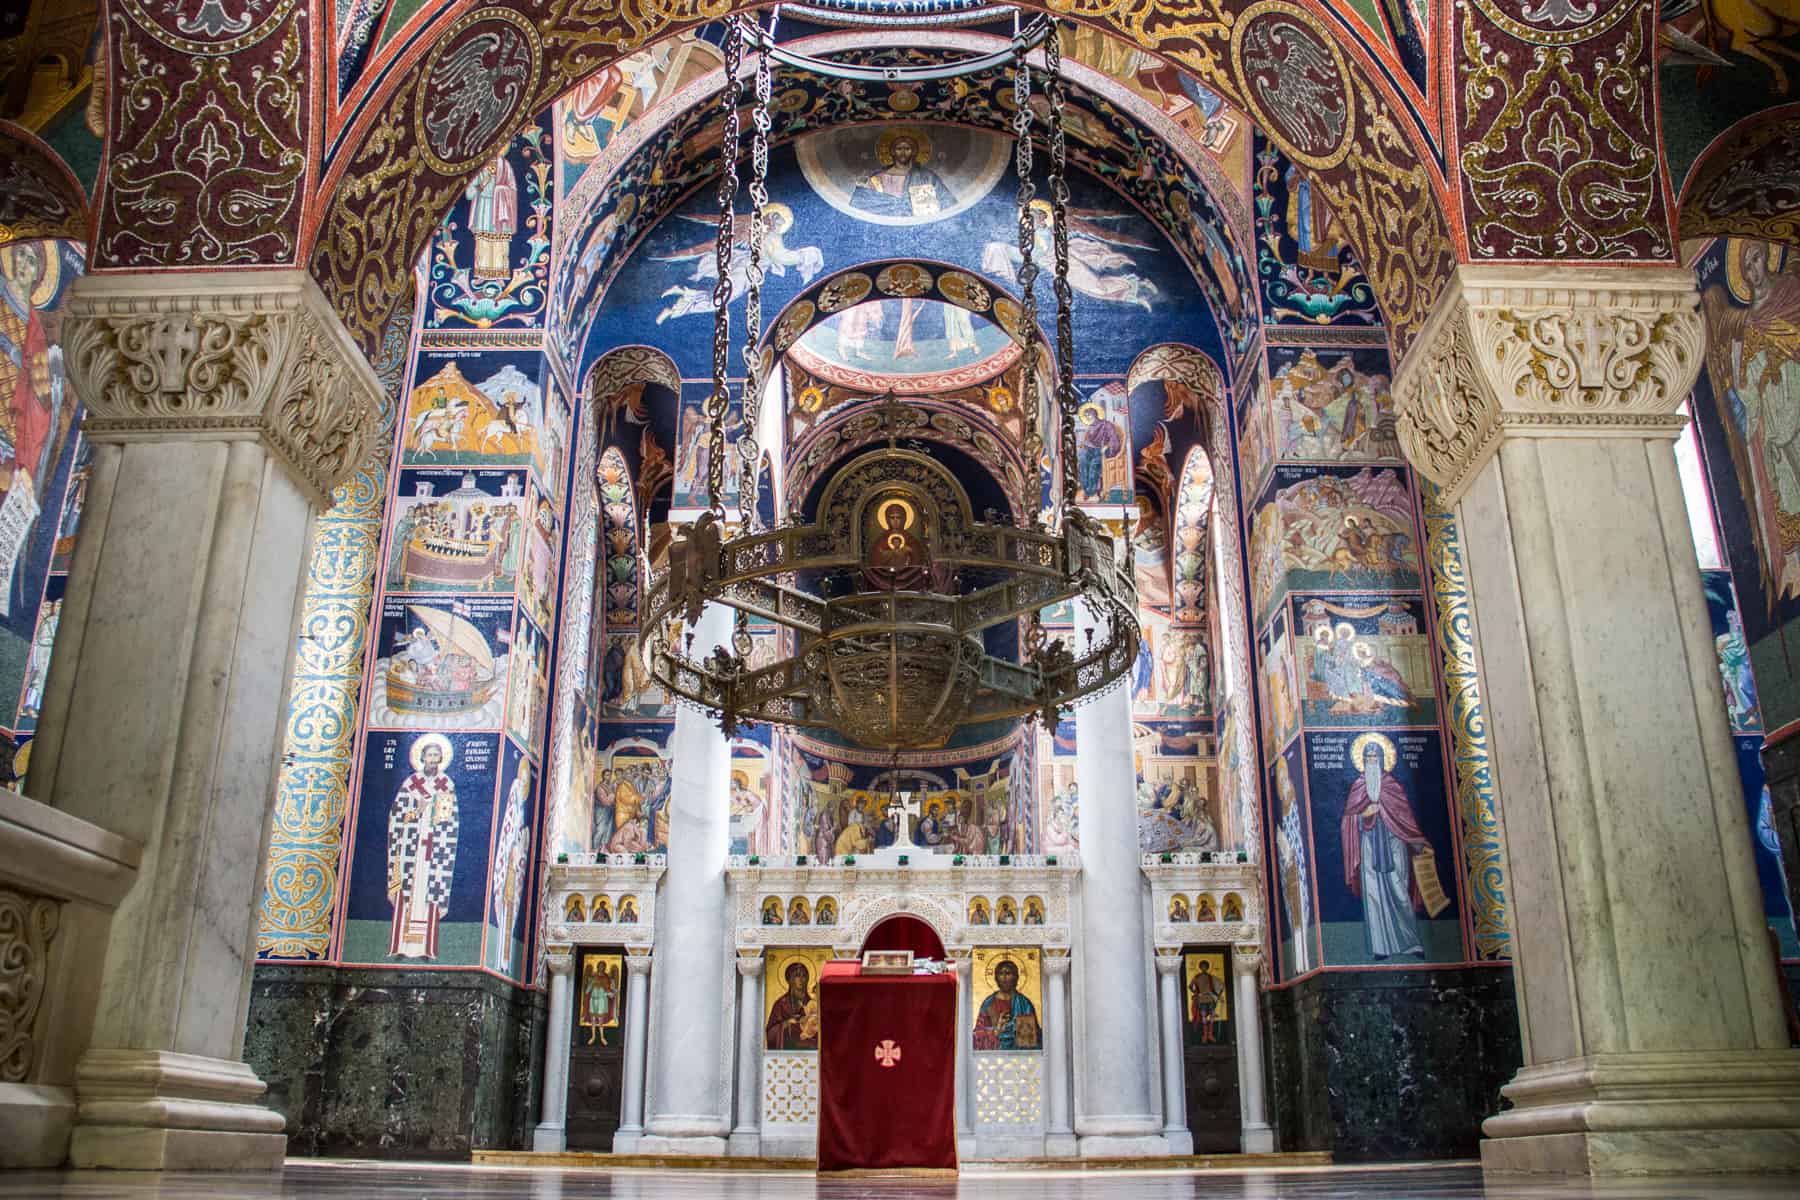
302, 0, 1456, 357
763, 257, 1054, 517
544, 26, 1260, 369
1677, 104, 1800, 248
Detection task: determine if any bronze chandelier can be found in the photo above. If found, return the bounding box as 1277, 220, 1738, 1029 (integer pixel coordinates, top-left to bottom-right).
637, 14, 1139, 751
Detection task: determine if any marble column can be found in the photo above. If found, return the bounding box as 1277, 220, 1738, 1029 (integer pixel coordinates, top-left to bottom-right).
41, 272, 379, 1170
729, 952, 764, 1155
1154, 951, 1191, 1155
533, 947, 576, 1152
615, 950, 654, 1152
643, 604, 733, 1154
1230, 945, 1273, 1153
1072, 598, 1165, 1156
1394, 265, 1800, 1174
1042, 950, 1075, 1156
951, 948, 975, 1157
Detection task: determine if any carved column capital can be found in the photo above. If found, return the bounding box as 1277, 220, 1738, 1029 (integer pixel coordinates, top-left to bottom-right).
1231, 945, 1264, 977
62, 270, 383, 507
736, 953, 765, 977
625, 949, 654, 976
1042, 949, 1071, 977
1154, 950, 1182, 975
545, 945, 575, 976
1393, 266, 1705, 505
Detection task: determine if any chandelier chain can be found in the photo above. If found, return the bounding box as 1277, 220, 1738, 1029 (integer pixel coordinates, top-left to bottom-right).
648, 21, 1140, 748
738, 22, 773, 533
1044, 19, 1079, 508
707, 18, 744, 520
1011, 41, 1042, 495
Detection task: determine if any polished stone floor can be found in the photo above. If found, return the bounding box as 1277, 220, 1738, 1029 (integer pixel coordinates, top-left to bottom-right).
6, 1163, 1800, 1199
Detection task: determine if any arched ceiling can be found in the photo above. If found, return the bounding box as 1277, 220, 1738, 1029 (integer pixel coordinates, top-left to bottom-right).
0, 120, 87, 248
548, 30, 1260, 379
303, 0, 1458, 356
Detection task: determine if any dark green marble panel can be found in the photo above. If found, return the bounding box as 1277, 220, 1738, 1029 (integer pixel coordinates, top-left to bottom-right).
247, 964, 546, 1158
1264, 965, 1519, 1162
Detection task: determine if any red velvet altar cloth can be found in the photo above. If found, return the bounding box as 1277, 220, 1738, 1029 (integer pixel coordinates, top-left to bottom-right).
817, 965, 958, 1172
860, 913, 947, 959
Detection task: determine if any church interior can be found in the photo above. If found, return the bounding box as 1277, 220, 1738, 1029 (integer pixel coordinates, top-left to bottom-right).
2, 0, 1800, 1195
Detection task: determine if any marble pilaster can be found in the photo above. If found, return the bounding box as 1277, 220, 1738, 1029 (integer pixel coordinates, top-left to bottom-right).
1394, 265, 1800, 1174
615, 951, 653, 1152
1071, 601, 1164, 1156
1042, 949, 1075, 1157
729, 953, 764, 1155
643, 600, 734, 1154
533, 948, 575, 1152
1231, 945, 1273, 1153
951, 949, 975, 1159
1155, 951, 1192, 1155
42, 271, 378, 1170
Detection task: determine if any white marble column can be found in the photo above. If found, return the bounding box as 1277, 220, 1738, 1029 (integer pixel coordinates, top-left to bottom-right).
1072, 598, 1165, 1156
533, 947, 577, 1151
643, 603, 733, 1153
1154, 951, 1191, 1155
729, 952, 764, 1155
1231, 945, 1273, 1153
1042, 950, 1075, 1156
951, 949, 975, 1157
615, 950, 654, 1152
1394, 265, 1800, 1174
41, 272, 379, 1170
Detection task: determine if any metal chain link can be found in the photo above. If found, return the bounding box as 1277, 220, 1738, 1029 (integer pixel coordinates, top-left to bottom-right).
1011, 35, 1042, 508
737, 19, 772, 534
1044, 18, 1079, 509
707, 19, 744, 521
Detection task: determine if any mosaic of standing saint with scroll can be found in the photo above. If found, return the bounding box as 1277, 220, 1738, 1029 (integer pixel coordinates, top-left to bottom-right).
1339, 732, 1447, 960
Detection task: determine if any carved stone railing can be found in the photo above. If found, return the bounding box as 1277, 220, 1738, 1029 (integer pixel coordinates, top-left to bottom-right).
0, 788, 141, 1167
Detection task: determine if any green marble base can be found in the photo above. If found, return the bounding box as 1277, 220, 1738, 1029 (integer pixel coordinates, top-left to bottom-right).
245, 963, 546, 1158
1265, 964, 1520, 1162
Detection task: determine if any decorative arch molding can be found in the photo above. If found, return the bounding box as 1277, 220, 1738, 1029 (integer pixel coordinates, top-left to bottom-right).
596, 443, 642, 633
1128, 343, 1226, 408
1677, 104, 1800, 248
844, 900, 958, 954
585, 344, 680, 440
0, 119, 89, 247
1127, 342, 1226, 503
302, 0, 1456, 360
1171, 447, 1216, 624
786, 393, 1030, 520
767, 258, 1043, 354
547, 35, 1260, 377
771, 257, 1051, 516
540, 25, 1260, 363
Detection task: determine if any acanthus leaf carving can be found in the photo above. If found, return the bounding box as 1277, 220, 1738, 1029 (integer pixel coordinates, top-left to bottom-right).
63, 272, 383, 506
0, 885, 61, 1084
1394, 266, 1705, 505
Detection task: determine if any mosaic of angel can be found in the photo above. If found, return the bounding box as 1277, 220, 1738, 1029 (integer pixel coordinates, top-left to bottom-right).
983, 200, 1159, 311
655, 206, 824, 323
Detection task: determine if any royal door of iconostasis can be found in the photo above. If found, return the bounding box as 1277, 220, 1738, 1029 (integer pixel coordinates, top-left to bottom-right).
1179, 944, 1240, 1153
567, 947, 628, 1151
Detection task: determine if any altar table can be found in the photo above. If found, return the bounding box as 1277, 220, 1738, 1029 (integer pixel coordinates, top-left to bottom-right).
816, 961, 958, 1172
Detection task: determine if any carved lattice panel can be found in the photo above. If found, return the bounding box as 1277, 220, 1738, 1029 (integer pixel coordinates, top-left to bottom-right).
975, 1053, 1043, 1128
762, 1051, 819, 1125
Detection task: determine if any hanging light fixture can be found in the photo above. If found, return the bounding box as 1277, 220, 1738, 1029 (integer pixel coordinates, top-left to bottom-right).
637, 15, 1138, 751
